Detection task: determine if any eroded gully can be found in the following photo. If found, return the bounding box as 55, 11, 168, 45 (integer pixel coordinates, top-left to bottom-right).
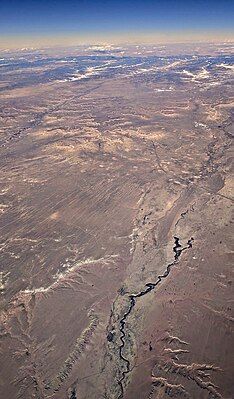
117, 236, 194, 399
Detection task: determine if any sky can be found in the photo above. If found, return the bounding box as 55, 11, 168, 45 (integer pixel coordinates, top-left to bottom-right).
0, 0, 234, 48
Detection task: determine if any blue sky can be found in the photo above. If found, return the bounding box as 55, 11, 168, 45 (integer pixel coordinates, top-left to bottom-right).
0, 0, 234, 46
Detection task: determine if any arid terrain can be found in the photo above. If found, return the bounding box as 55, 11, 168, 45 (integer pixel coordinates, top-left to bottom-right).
0, 42, 233, 399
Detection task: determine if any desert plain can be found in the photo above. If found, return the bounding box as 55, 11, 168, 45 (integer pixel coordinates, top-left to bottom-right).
0, 42, 233, 399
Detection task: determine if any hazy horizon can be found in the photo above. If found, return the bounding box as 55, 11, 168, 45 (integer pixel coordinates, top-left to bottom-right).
1, 0, 234, 49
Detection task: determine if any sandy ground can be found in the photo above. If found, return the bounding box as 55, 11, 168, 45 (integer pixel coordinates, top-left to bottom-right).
0, 43, 233, 399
